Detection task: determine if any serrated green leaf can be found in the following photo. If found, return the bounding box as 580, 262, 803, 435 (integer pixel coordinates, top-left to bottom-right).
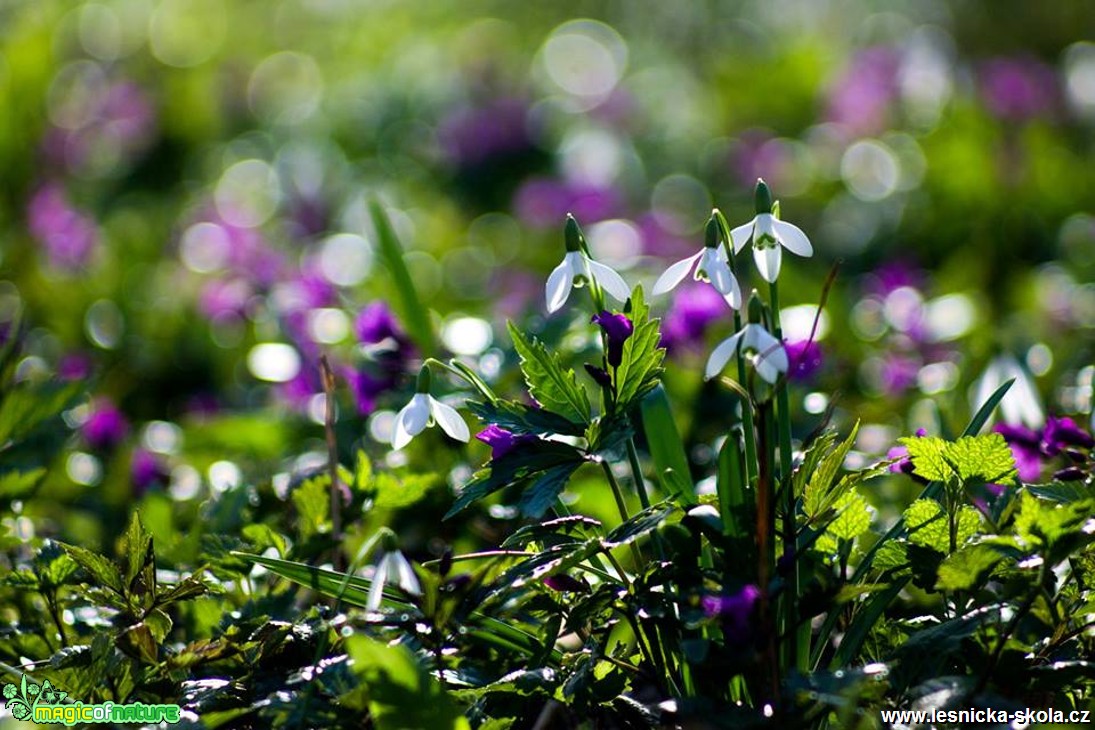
516, 462, 582, 518
604, 504, 673, 547
465, 399, 586, 438
935, 544, 1004, 591
123, 512, 155, 601
901, 433, 1016, 486
291, 474, 331, 540
872, 540, 909, 571
827, 491, 871, 541
0, 381, 82, 446
900, 437, 952, 483
613, 286, 665, 410
1014, 490, 1095, 549
508, 323, 590, 425
373, 472, 436, 509
58, 543, 125, 595
904, 499, 949, 552
804, 423, 860, 518
0, 467, 47, 498
445, 440, 585, 518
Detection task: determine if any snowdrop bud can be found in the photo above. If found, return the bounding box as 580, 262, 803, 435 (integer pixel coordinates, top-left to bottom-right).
415, 364, 431, 393
379, 527, 399, 552
564, 214, 584, 252
704, 215, 720, 249
747, 290, 764, 324
754, 179, 773, 215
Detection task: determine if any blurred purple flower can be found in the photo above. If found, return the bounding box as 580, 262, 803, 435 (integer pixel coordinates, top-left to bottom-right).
346, 369, 392, 416
879, 354, 920, 395
865, 260, 926, 299
476, 425, 536, 460
356, 302, 405, 345
785, 340, 823, 383
731, 129, 798, 191
702, 584, 760, 646
660, 284, 725, 353
636, 212, 694, 259
58, 353, 93, 381
42, 79, 157, 175
131, 448, 168, 494
277, 369, 320, 411
994, 422, 1044, 482
82, 398, 128, 451
825, 46, 902, 136
513, 178, 622, 229
198, 278, 253, 320
27, 184, 99, 271
978, 56, 1060, 122
438, 97, 535, 167
591, 311, 634, 368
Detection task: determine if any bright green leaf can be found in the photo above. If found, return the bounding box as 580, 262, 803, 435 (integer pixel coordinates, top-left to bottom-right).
507, 323, 590, 425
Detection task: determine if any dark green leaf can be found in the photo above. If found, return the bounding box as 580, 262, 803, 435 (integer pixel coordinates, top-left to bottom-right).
613, 286, 665, 410
369, 199, 434, 352
58, 543, 125, 595
0, 467, 47, 498
445, 441, 585, 518
516, 462, 583, 518
466, 399, 586, 438
604, 504, 673, 547
640, 385, 694, 503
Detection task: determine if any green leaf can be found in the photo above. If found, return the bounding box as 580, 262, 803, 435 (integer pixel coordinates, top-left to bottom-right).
58, 543, 125, 595
445, 441, 585, 518
123, 512, 156, 603
507, 323, 590, 425
640, 385, 694, 504
900, 433, 1016, 486
516, 462, 582, 518
347, 635, 470, 730
465, 399, 587, 438
369, 199, 434, 352
1014, 490, 1095, 550
604, 504, 673, 547
291, 473, 331, 540
804, 423, 860, 518
0, 467, 47, 498
935, 544, 1004, 591
373, 472, 436, 510
613, 286, 665, 410
904, 499, 949, 552
0, 381, 81, 445
826, 491, 871, 541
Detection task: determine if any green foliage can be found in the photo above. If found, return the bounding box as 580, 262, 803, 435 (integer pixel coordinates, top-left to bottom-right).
900, 433, 1017, 486
507, 323, 591, 425
904, 499, 981, 552
612, 287, 665, 410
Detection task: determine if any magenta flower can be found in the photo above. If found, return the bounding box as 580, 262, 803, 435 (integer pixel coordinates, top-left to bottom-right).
513, 178, 622, 229
994, 423, 1044, 482
591, 311, 634, 368
702, 584, 761, 646
82, 399, 128, 451
785, 340, 823, 383
58, 353, 93, 381
476, 425, 536, 460
1041, 416, 1094, 456
978, 56, 1060, 122
355, 302, 405, 345
131, 448, 168, 494
660, 284, 725, 353
27, 184, 99, 271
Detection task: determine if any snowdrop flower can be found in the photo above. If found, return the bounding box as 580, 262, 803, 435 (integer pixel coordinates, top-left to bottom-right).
705, 323, 788, 383
391, 366, 470, 450
973, 354, 1044, 429
545, 215, 631, 313
367, 529, 422, 611
653, 215, 742, 309
729, 179, 813, 283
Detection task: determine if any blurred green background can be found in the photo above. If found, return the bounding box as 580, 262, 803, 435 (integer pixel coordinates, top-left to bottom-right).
1, 0, 1093, 550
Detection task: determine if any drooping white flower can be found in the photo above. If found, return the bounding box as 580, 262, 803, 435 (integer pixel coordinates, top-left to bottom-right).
972, 354, 1044, 429
545, 215, 631, 313
652, 215, 742, 309
367, 549, 422, 611
705, 323, 788, 384
391, 365, 470, 449
729, 180, 813, 283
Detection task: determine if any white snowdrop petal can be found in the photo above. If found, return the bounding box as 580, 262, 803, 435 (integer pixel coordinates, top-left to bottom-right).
722, 276, 743, 310
367, 558, 389, 611
545, 258, 573, 313
652, 252, 702, 295
587, 259, 632, 302
730, 220, 755, 254
394, 554, 422, 595
754, 245, 782, 283
705, 332, 743, 380
773, 219, 813, 257
430, 397, 470, 442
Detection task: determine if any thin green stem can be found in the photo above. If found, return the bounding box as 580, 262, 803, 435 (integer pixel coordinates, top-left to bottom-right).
601, 461, 643, 566
625, 437, 652, 510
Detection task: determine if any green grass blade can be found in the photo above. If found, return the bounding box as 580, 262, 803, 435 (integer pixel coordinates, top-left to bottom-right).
639, 385, 695, 505
369, 200, 435, 352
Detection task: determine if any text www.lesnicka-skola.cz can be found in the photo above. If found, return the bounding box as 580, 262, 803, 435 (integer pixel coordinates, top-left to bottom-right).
879, 707, 1091, 726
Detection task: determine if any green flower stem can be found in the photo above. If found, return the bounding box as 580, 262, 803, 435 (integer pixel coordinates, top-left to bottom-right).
600, 461, 643, 567
757, 400, 780, 702
769, 280, 806, 672
625, 437, 652, 510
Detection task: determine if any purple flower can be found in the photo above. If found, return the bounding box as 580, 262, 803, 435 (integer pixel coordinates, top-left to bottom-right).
591, 311, 634, 368
27, 184, 99, 271
702, 584, 761, 646
346, 369, 395, 416
82, 399, 128, 451
865, 260, 926, 299
512, 178, 622, 229
58, 353, 93, 381
355, 302, 406, 345
887, 428, 927, 476
994, 422, 1044, 482
785, 340, 823, 383
978, 56, 1060, 122
198, 278, 253, 320
660, 284, 725, 353
476, 425, 536, 460
131, 448, 168, 494
879, 354, 920, 395
825, 46, 902, 136
438, 97, 535, 168
1042, 416, 1094, 456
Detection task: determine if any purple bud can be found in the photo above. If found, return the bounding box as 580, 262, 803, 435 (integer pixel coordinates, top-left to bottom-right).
1052, 466, 1086, 482
355, 302, 405, 345
131, 448, 168, 494
591, 311, 634, 368
1042, 416, 1094, 456
476, 425, 536, 461
785, 340, 823, 383
584, 363, 612, 388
